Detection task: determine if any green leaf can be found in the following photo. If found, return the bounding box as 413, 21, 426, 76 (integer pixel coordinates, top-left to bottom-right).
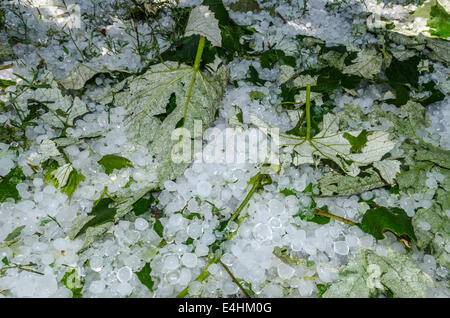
98, 154, 134, 175
0, 167, 25, 203
61, 169, 85, 198
74, 198, 117, 238
4, 225, 25, 242
316, 283, 331, 298
342, 47, 382, 80
247, 65, 265, 86
358, 206, 417, 242
249, 91, 266, 100
135, 263, 154, 292
280, 188, 296, 197
385, 56, 420, 87
427, 1, 450, 39
1, 256, 8, 265
154, 219, 164, 238
133, 197, 153, 216
0, 79, 16, 88
343, 130, 369, 153
228, 0, 260, 12
259, 49, 296, 69
273, 246, 307, 266
61, 268, 84, 298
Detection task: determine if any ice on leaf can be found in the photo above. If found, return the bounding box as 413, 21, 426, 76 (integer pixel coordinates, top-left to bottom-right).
373, 159, 401, 184
343, 47, 383, 80
323, 248, 434, 298
250, 112, 396, 177
185, 5, 222, 47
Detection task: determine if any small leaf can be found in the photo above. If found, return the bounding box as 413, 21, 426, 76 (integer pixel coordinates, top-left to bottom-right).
0, 167, 25, 203
280, 188, 296, 197
316, 283, 331, 298
247, 65, 265, 86
358, 206, 417, 241
133, 197, 153, 216
98, 154, 134, 175
135, 263, 154, 292
74, 198, 117, 238
154, 219, 164, 238
4, 225, 25, 242
61, 169, 85, 198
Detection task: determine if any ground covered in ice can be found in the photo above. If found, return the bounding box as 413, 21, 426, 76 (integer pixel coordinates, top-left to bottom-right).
0, 0, 449, 298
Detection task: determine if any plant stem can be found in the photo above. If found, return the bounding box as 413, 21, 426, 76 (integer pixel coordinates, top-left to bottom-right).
314, 208, 357, 226
219, 260, 251, 298
175, 172, 269, 298
305, 84, 312, 140
182, 36, 205, 124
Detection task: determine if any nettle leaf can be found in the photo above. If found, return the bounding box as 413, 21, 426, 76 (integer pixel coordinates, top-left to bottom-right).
323, 248, 434, 298
61, 268, 84, 298
319, 168, 387, 196
98, 154, 133, 175
342, 47, 382, 80
185, 5, 222, 47
358, 206, 417, 242
135, 263, 154, 292
427, 1, 450, 39
15, 80, 87, 129
0, 166, 25, 203
250, 112, 396, 177
73, 198, 117, 239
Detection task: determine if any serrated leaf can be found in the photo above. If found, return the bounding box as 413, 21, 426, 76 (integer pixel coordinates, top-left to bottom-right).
319, 168, 387, 196
0, 167, 25, 203
135, 263, 154, 292
342, 47, 382, 80
373, 159, 401, 184
185, 5, 222, 47
98, 154, 133, 175
324, 248, 434, 298
358, 206, 417, 241
73, 198, 117, 239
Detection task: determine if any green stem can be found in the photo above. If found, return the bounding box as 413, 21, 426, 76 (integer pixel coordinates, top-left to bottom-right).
175, 173, 269, 298
314, 208, 357, 226
305, 84, 312, 140
182, 36, 206, 124
219, 260, 251, 298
